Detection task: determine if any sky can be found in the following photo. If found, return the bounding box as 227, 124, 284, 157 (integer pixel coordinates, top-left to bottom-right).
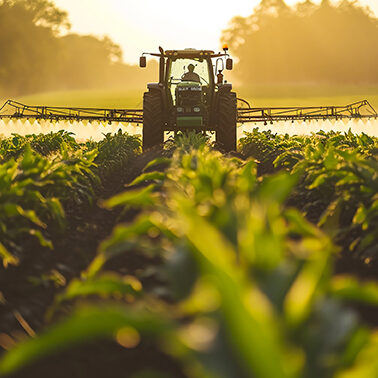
54, 0, 378, 65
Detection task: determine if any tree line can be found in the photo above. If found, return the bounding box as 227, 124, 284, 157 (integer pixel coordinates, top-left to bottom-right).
222, 0, 378, 86
0, 0, 156, 97
1, 0, 377, 96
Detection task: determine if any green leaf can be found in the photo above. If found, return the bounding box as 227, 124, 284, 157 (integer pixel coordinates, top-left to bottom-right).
142, 157, 171, 172
284, 248, 331, 326
47, 197, 65, 227
176, 204, 291, 378
0, 243, 19, 268
285, 208, 320, 238
58, 274, 142, 302
323, 147, 339, 170
87, 216, 156, 278
237, 159, 257, 192
128, 172, 165, 187
29, 230, 53, 249
308, 173, 328, 189
104, 185, 156, 208
3, 204, 46, 228
0, 306, 170, 376
330, 276, 378, 306
336, 331, 378, 378
257, 172, 298, 204
318, 199, 343, 234
353, 205, 367, 225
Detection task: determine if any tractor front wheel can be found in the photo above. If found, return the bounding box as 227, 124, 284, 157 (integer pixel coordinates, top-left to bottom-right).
143, 90, 164, 151
216, 91, 237, 152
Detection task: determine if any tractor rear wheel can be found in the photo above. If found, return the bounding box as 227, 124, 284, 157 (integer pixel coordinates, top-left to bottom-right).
216, 91, 237, 152
143, 90, 164, 151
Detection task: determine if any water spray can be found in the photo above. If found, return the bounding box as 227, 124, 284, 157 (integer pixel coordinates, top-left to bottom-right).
0, 98, 377, 141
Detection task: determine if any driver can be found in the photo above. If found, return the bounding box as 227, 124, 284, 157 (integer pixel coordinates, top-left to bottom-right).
181, 64, 201, 83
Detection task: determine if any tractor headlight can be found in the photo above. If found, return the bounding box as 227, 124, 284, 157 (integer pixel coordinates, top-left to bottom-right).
177, 107, 184, 113
193, 107, 201, 113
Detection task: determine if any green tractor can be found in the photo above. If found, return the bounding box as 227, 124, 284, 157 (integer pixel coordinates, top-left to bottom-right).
139, 46, 236, 151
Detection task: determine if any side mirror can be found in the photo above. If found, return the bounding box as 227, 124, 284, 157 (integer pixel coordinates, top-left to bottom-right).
226, 58, 233, 70
139, 56, 146, 68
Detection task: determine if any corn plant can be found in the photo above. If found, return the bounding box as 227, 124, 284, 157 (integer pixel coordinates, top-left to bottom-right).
0, 144, 98, 268
240, 129, 378, 174
93, 130, 141, 183
289, 144, 378, 263
2, 145, 377, 378
0, 131, 79, 162
241, 129, 378, 263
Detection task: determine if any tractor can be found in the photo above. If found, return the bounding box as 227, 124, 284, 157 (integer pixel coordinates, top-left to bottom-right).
139, 45, 237, 151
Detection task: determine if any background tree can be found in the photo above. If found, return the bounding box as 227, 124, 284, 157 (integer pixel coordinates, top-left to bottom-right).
0, 0, 63, 94
0, 0, 156, 97
222, 0, 378, 86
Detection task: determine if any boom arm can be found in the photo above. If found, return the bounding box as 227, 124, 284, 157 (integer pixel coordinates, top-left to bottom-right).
0, 99, 376, 124
0, 100, 143, 123
237, 100, 377, 123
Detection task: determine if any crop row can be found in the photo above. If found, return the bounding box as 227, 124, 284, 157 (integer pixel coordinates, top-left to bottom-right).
240, 129, 378, 268
0, 131, 140, 268
1, 135, 377, 377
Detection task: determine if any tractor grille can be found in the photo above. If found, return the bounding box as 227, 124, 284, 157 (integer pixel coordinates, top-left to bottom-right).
176, 87, 202, 106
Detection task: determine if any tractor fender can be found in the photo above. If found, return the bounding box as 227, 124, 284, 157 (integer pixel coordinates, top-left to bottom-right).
147, 83, 167, 113
146, 83, 168, 123
147, 83, 163, 90
213, 83, 233, 115
217, 83, 233, 93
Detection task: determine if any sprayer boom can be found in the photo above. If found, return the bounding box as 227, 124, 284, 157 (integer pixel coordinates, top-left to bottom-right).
0, 99, 376, 125
237, 100, 377, 123
0, 100, 143, 123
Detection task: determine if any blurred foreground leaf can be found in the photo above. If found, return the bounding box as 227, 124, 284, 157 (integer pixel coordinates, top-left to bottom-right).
0, 306, 169, 376
330, 276, 378, 306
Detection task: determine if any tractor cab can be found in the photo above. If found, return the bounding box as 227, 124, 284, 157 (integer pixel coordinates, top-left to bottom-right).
139, 47, 236, 151
167, 55, 212, 128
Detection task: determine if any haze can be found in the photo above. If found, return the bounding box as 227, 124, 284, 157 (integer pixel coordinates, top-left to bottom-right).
53, 0, 378, 64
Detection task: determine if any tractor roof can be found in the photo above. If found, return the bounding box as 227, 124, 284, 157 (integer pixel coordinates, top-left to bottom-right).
165, 48, 216, 58
144, 48, 227, 59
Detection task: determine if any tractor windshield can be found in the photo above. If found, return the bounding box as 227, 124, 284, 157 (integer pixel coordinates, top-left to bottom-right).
168, 58, 210, 105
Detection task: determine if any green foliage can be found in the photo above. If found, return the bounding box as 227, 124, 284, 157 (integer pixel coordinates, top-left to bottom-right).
94, 130, 141, 182
0, 130, 79, 162
0, 142, 98, 267
0, 306, 170, 376
0, 130, 142, 268
239, 128, 302, 173
288, 140, 377, 262
330, 276, 378, 306
169, 131, 210, 152
3, 144, 377, 377
52, 273, 142, 310
241, 129, 378, 263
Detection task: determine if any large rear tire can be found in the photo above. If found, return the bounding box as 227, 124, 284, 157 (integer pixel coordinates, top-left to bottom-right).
216, 91, 237, 152
143, 90, 164, 151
